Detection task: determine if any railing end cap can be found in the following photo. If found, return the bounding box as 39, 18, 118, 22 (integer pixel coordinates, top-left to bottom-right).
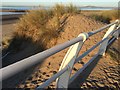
78, 32, 89, 42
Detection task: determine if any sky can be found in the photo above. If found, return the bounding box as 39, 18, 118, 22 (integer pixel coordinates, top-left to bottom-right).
1, 0, 120, 7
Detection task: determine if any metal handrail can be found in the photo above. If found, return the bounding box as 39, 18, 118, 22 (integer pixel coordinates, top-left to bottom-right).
69, 35, 117, 85
88, 20, 118, 36
69, 53, 100, 85
36, 37, 108, 89
37, 66, 68, 88
1, 36, 84, 81
75, 28, 120, 64
37, 30, 119, 89
1, 20, 120, 89
75, 37, 108, 63
37, 20, 119, 89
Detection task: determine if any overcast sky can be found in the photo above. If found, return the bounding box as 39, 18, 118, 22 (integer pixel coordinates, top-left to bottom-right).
1, 0, 120, 7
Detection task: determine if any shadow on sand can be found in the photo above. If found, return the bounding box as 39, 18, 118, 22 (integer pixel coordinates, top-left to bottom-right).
68, 55, 102, 88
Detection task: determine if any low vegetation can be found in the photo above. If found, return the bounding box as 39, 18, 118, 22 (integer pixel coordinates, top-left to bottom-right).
66, 4, 80, 14
102, 10, 120, 20
2, 37, 12, 50
89, 14, 111, 24
7, 4, 79, 53
89, 10, 120, 24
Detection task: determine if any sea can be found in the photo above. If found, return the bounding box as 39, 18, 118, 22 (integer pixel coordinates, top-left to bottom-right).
0, 6, 114, 15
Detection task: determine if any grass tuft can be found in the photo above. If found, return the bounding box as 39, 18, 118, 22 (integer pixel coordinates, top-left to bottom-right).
66, 4, 80, 14
53, 4, 66, 17
89, 10, 120, 24
2, 37, 12, 49
89, 14, 111, 24
102, 10, 120, 20
7, 4, 79, 53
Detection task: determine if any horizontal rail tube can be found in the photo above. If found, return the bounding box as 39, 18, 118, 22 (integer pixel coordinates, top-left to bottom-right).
37, 67, 68, 89
36, 22, 119, 88
111, 28, 120, 35
69, 36, 117, 85
88, 21, 118, 37
69, 53, 100, 86
75, 30, 118, 64
37, 36, 117, 88
75, 37, 108, 63
1, 20, 118, 82
108, 37, 116, 45
37, 37, 111, 88
1, 36, 84, 81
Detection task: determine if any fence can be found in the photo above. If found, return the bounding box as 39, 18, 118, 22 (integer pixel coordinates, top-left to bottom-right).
0, 20, 120, 89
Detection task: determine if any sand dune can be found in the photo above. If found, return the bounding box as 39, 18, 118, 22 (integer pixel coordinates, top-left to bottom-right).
17, 14, 119, 89
2, 14, 119, 89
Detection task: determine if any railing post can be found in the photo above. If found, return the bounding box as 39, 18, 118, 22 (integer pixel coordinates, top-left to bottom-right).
56, 33, 89, 89
112, 24, 120, 39
98, 20, 119, 56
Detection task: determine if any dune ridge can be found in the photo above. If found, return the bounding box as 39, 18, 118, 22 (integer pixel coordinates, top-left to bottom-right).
16, 14, 119, 89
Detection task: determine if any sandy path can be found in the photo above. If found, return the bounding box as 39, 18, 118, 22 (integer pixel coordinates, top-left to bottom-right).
1, 16, 20, 51
2, 23, 15, 37
2, 14, 22, 38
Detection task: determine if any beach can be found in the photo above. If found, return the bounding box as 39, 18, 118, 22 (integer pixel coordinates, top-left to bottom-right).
1, 9, 120, 89
2, 14, 120, 89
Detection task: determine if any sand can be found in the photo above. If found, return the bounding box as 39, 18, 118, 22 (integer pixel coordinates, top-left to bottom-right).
2, 14, 23, 38
2, 14, 120, 89
1, 14, 22, 50
17, 15, 119, 89
2, 23, 15, 37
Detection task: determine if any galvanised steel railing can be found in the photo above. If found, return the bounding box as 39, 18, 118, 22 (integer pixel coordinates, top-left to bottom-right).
0, 20, 120, 89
